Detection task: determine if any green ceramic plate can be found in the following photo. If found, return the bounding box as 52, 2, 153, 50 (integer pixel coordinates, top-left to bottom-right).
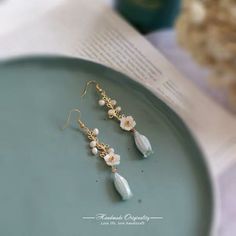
0, 57, 216, 236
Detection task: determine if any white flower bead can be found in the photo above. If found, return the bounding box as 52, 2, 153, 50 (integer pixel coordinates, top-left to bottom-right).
120, 116, 136, 131
93, 128, 99, 136
108, 148, 114, 153
98, 99, 105, 106
116, 106, 121, 112
92, 147, 98, 155
108, 109, 115, 116
104, 153, 120, 166
90, 141, 97, 148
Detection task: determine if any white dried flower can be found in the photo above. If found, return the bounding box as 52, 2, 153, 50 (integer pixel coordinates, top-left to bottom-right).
190, 1, 206, 24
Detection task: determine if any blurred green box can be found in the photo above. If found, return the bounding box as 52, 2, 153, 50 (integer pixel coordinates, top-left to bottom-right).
115, 0, 181, 33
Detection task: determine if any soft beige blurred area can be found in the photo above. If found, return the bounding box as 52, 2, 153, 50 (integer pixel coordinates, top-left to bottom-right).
176, 0, 236, 111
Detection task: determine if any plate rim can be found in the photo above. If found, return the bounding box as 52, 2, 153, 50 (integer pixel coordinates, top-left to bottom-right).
0, 55, 220, 235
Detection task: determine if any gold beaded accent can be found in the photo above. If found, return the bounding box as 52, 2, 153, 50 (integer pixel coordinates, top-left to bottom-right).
81, 81, 124, 121
99, 89, 123, 120
62, 108, 117, 171
85, 128, 110, 158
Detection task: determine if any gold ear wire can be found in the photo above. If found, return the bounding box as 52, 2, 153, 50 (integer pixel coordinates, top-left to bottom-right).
62, 108, 86, 130
81, 80, 102, 97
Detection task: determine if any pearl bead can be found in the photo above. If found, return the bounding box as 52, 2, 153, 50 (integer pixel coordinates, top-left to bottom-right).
111, 100, 117, 106
92, 147, 98, 155
108, 148, 114, 153
98, 99, 105, 106
108, 109, 115, 116
90, 141, 96, 148
93, 128, 99, 136
116, 106, 121, 112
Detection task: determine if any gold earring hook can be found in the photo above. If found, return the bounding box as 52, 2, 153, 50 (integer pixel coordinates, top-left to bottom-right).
81, 80, 102, 97
62, 108, 85, 130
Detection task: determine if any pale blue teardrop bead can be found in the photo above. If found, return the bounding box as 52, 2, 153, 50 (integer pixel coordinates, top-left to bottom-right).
134, 130, 153, 158
113, 172, 133, 200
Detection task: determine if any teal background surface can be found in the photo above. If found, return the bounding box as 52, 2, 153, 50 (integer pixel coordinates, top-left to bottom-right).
0, 57, 213, 236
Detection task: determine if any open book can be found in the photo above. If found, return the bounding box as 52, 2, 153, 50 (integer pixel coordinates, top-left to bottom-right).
0, 0, 235, 176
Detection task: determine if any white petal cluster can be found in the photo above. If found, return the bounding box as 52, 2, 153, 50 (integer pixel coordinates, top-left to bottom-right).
120, 116, 136, 131
104, 152, 120, 166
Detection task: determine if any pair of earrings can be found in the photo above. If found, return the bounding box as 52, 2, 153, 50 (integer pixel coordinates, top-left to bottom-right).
63, 81, 153, 201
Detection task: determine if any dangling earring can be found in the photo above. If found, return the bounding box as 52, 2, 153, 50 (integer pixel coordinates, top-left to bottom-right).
62, 109, 133, 201
81, 81, 153, 158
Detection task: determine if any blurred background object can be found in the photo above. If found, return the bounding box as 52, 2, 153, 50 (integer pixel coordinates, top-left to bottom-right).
115, 0, 181, 33
176, 0, 236, 111
115, 0, 236, 112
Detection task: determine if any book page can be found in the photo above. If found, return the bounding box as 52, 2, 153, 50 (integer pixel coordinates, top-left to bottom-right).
0, 0, 235, 175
